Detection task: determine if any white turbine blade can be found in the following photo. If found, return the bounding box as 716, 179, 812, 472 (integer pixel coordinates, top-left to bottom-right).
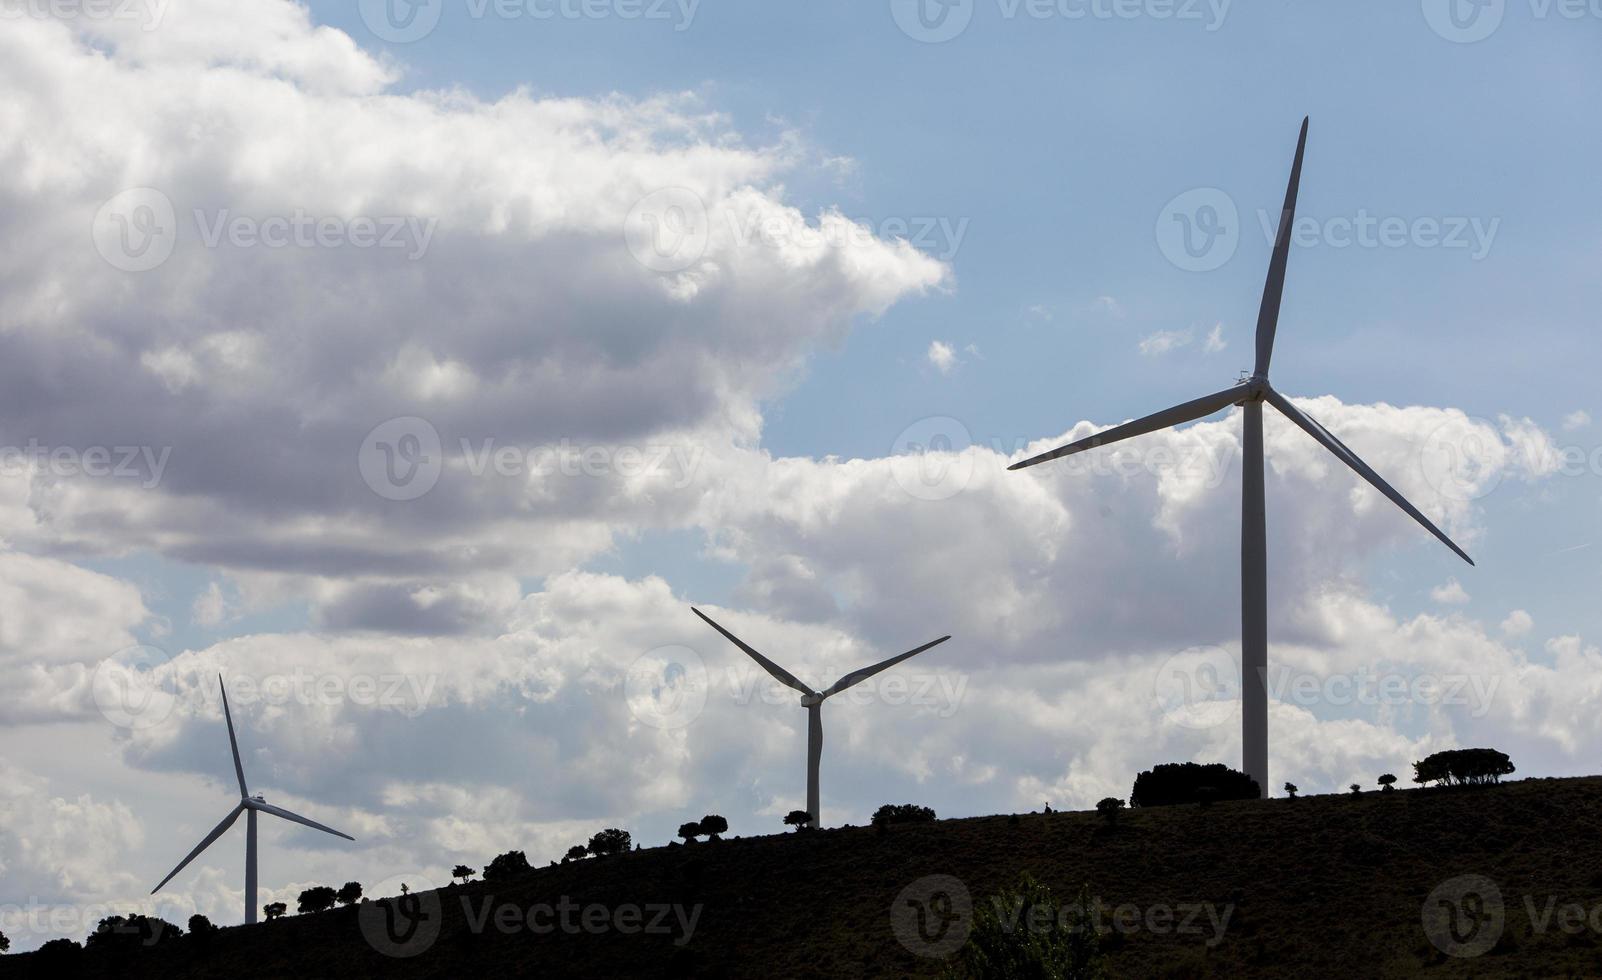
1008, 386, 1242, 471
1255, 116, 1309, 377
151, 804, 244, 894
1264, 387, 1473, 566
219, 674, 247, 798
692, 607, 814, 696
821, 635, 951, 699
253, 801, 356, 841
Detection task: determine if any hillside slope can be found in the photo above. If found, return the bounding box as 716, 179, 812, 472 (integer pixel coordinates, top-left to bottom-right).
12, 777, 1602, 977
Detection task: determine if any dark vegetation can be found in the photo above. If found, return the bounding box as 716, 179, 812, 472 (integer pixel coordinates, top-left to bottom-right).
1130, 762, 1261, 807
1413, 748, 1515, 787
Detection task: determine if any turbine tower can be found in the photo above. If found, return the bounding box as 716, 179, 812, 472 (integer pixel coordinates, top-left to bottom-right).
1007, 118, 1472, 796
152, 675, 355, 924
692, 607, 950, 827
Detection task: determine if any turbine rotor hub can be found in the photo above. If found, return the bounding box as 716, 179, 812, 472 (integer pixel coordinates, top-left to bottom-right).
800, 693, 823, 707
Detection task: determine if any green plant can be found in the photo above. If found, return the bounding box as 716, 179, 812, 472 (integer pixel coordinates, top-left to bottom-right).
587, 828, 632, 857
1349, 783, 1361, 796
1378, 774, 1397, 793
484, 849, 533, 881
563, 845, 589, 862
783, 810, 812, 831
941, 872, 1104, 979
263, 903, 287, 921
698, 815, 729, 840
1413, 748, 1516, 787
873, 803, 937, 825
1131, 763, 1259, 807
678, 821, 703, 842
1283, 782, 1298, 799
1094, 798, 1124, 828
452, 864, 475, 883
297, 886, 338, 914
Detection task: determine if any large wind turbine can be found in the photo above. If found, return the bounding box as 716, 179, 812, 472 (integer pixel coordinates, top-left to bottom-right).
1008, 118, 1472, 796
152, 675, 355, 924
692, 608, 950, 827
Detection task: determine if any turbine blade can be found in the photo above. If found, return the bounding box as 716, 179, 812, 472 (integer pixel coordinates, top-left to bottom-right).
692, 607, 814, 696
252, 801, 356, 841
1255, 116, 1309, 377
821, 636, 951, 699
220, 674, 247, 798
1265, 387, 1474, 566
1008, 386, 1242, 471
151, 804, 244, 894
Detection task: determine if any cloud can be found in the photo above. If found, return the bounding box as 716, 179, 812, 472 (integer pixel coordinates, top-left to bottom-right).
1563, 410, 1591, 432
927, 340, 958, 374
1501, 609, 1534, 637
1088, 295, 1124, 319
1430, 579, 1469, 605
1139, 328, 1194, 355
1204, 323, 1227, 353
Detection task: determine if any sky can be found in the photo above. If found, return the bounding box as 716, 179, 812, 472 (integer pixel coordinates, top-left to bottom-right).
2, 0, 1600, 952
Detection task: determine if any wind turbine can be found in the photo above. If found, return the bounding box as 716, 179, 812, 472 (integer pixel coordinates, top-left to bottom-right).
151, 675, 355, 924
1007, 118, 1473, 796
691, 608, 950, 827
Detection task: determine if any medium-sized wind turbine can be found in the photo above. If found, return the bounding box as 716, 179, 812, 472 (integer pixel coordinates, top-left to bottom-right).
152, 675, 355, 924
1008, 118, 1473, 797
692, 608, 950, 828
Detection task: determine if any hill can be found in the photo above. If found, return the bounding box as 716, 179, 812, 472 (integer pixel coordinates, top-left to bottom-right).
10, 776, 1602, 977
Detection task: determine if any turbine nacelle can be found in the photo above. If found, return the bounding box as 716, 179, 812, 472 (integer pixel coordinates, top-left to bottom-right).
800, 692, 825, 708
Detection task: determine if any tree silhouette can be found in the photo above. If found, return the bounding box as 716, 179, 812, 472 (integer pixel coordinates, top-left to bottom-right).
452, 864, 475, 884
872, 803, 936, 825
1131, 763, 1259, 807
35, 938, 82, 964
88, 914, 184, 951
0, 928, 9, 953
698, 815, 728, 841
1096, 797, 1124, 828
485, 849, 533, 882
563, 845, 589, 862
678, 821, 703, 843
187, 914, 217, 938
1413, 748, 1516, 787
1378, 774, 1397, 793
587, 828, 632, 857
297, 886, 338, 914
264, 903, 287, 921
1349, 783, 1362, 796
783, 809, 812, 832
1284, 782, 1298, 799
947, 872, 1102, 977
336, 881, 364, 906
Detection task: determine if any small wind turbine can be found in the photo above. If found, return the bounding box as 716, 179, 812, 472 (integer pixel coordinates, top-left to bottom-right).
1007, 118, 1473, 796
692, 608, 950, 828
151, 675, 355, 924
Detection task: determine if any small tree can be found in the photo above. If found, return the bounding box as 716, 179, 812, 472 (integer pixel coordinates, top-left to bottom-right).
1095, 797, 1124, 828
35, 938, 82, 964
783, 809, 813, 832
484, 849, 533, 882
187, 914, 216, 938
336, 881, 363, 906
563, 845, 589, 863
1378, 774, 1397, 793
1349, 783, 1361, 796
0, 928, 9, 953
587, 828, 632, 857
943, 872, 1103, 979
297, 886, 338, 914
88, 914, 184, 951
264, 903, 287, 921
698, 815, 729, 841
678, 821, 703, 843
1284, 782, 1298, 799
872, 803, 937, 825
452, 864, 475, 884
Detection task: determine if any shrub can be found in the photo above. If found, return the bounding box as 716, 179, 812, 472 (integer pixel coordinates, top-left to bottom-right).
1284, 782, 1298, 799
1130, 763, 1260, 807
563, 845, 589, 862
34, 938, 82, 964
263, 903, 287, 921
336, 881, 363, 906
783, 809, 813, 832
698, 815, 729, 841
941, 872, 1104, 979
88, 914, 184, 951
587, 828, 632, 857
297, 886, 338, 914
1095, 797, 1124, 828
1349, 784, 1361, 796
452, 864, 476, 883
484, 849, 533, 882
0, 929, 8, 953
1413, 748, 1515, 787
873, 803, 937, 826
678, 821, 703, 843
1378, 774, 1397, 793
187, 914, 217, 938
